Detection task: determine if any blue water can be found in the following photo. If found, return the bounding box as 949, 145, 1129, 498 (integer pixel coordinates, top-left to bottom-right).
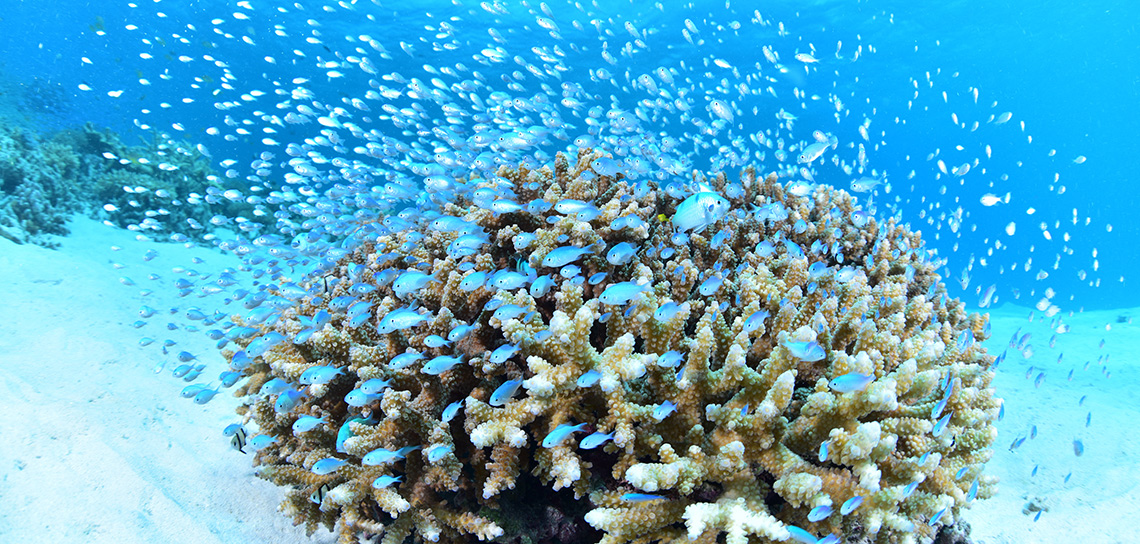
4, 0, 1136, 308
2, 0, 1136, 542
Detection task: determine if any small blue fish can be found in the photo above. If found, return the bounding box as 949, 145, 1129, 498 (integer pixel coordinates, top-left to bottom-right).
194, 385, 221, 404
362, 447, 404, 466
345, 389, 382, 407
932, 412, 953, 437
293, 416, 326, 434
180, 384, 207, 398
785, 340, 827, 362
818, 441, 829, 462
219, 371, 242, 387
460, 271, 487, 292
840, 496, 863, 515
743, 310, 769, 333
672, 192, 730, 233
955, 467, 968, 479
491, 271, 529, 290
372, 475, 403, 488
652, 400, 676, 421
710, 229, 731, 250
424, 335, 451, 348
930, 396, 949, 419
492, 304, 526, 322
259, 377, 290, 397
542, 422, 588, 448
606, 242, 637, 265
621, 493, 665, 502
542, 245, 594, 268
230, 350, 252, 370
376, 308, 431, 334
489, 379, 523, 407
392, 271, 437, 299
249, 434, 276, 451
656, 351, 683, 368
347, 312, 371, 328
966, 479, 979, 501
360, 378, 392, 395
929, 507, 947, 526
299, 365, 343, 385
786, 525, 818, 544
579, 431, 615, 450
441, 399, 464, 423
274, 388, 305, 413
1073, 439, 1084, 456
489, 344, 520, 364
1031, 464, 1038, 477
1034, 510, 1042, 522
529, 275, 555, 297
598, 281, 650, 305
654, 301, 681, 321
559, 264, 582, 279
389, 351, 425, 370
698, 275, 723, 296
172, 364, 193, 379
422, 355, 464, 375
337, 417, 368, 453
311, 458, 348, 475
576, 370, 602, 388
903, 481, 920, 497
447, 324, 476, 342
808, 504, 832, 522
424, 444, 452, 463
223, 423, 245, 437
182, 366, 204, 382
829, 372, 874, 393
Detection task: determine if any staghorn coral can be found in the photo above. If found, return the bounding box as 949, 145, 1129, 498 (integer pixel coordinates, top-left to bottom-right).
224, 148, 1000, 544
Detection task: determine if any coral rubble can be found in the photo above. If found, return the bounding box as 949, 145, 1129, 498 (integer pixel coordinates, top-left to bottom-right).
225, 148, 1001, 544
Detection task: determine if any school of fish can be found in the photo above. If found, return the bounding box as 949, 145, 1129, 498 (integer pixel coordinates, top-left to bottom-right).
85, 0, 1110, 543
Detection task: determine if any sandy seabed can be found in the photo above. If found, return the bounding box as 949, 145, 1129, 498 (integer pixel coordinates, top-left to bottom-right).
0, 216, 1133, 543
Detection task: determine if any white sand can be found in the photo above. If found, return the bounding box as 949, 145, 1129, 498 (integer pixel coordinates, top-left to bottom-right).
965, 303, 1138, 543
0, 216, 334, 543
0, 216, 1128, 543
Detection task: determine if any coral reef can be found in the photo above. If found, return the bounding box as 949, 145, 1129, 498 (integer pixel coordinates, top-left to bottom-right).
224, 148, 1001, 544
58, 124, 271, 242
0, 124, 81, 246
0, 119, 268, 247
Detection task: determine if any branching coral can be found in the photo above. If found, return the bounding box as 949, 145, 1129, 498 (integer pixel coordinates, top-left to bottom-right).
224, 148, 1000, 544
